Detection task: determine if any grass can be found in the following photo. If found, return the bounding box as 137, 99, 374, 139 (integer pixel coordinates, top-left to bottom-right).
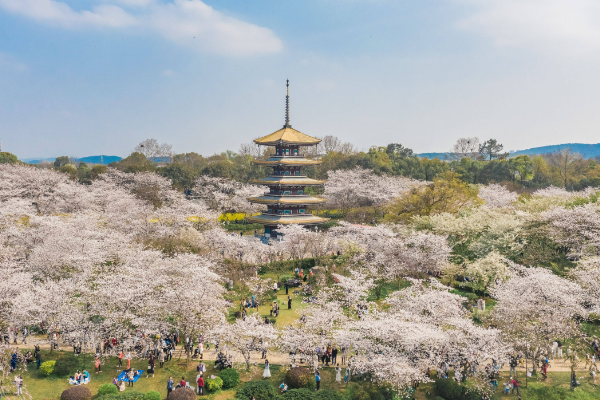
11, 349, 345, 400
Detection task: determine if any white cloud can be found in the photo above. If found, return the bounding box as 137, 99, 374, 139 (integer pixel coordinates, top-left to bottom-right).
456, 0, 600, 54
0, 0, 282, 55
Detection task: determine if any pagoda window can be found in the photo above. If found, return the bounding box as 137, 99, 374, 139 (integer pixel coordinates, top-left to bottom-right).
295, 171, 300, 175
284, 191, 290, 195
278, 210, 283, 215
285, 149, 290, 155
270, 189, 275, 194
299, 209, 305, 214
265, 227, 271, 234
267, 208, 272, 213
294, 149, 298, 155
298, 190, 303, 195
285, 171, 290, 176
284, 210, 291, 215
279, 190, 283, 195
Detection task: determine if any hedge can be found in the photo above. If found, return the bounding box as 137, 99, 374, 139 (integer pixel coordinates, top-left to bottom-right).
219, 368, 240, 389
285, 366, 312, 389
54, 355, 79, 376
144, 391, 161, 400
235, 380, 278, 400
280, 388, 317, 400
97, 383, 118, 396
40, 360, 56, 376
206, 376, 224, 392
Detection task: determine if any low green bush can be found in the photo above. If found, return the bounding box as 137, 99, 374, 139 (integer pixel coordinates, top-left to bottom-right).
40, 360, 56, 376
316, 390, 344, 400
235, 380, 278, 400
280, 388, 316, 400
97, 383, 118, 396
219, 368, 240, 389
435, 379, 463, 400
206, 376, 224, 392
285, 366, 312, 389
144, 391, 161, 400
119, 391, 145, 400
54, 355, 79, 376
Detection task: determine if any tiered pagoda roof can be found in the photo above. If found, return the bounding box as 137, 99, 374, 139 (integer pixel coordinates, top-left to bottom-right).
246, 80, 329, 231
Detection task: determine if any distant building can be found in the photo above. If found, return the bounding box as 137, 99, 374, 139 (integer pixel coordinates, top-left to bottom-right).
246, 81, 329, 239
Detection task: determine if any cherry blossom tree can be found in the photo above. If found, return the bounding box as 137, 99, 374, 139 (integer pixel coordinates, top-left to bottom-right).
489, 265, 588, 373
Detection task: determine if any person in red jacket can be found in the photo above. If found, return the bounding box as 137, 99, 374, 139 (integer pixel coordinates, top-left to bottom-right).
511, 377, 520, 396
179, 376, 186, 388
197, 374, 204, 395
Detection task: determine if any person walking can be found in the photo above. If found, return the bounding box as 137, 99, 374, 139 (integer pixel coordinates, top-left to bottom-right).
288, 296, 292, 310
15, 375, 23, 395
332, 347, 338, 365
95, 356, 102, 373
35, 349, 41, 369
315, 370, 321, 391
158, 350, 165, 368
167, 377, 174, 395
197, 373, 204, 395
263, 359, 271, 378
147, 358, 155, 378
509, 355, 517, 377
117, 350, 124, 369
335, 364, 342, 383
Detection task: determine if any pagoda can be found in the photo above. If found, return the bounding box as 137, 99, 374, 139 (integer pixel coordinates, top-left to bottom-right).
246, 80, 329, 239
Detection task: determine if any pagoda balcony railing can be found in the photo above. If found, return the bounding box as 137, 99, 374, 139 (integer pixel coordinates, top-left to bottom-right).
262, 192, 318, 197
268, 153, 307, 158
267, 174, 308, 178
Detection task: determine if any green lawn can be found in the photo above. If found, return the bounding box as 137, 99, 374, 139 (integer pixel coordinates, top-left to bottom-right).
10, 349, 343, 400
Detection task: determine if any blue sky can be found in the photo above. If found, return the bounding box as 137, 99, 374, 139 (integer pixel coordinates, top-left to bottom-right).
2, 0, 600, 159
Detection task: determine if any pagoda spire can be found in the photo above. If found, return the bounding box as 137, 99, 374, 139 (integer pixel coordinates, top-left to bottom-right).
284, 79, 291, 128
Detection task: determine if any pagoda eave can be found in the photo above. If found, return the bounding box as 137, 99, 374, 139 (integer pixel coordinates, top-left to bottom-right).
245, 214, 330, 225
248, 196, 327, 205
250, 178, 326, 186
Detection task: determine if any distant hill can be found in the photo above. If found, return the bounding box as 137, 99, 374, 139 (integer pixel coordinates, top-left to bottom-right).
510, 143, 600, 158
416, 152, 451, 160
78, 155, 122, 164
417, 143, 600, 160
23, 155, 122, 164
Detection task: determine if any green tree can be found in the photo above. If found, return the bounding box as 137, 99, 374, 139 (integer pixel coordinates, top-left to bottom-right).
0, 152, 19, 164
112, 152, 156, 173
54, 156, 70, 168
159, 163, 198, 191
385, 172, 481, 223
478, 139, 508, 161
508, 155, 534, 184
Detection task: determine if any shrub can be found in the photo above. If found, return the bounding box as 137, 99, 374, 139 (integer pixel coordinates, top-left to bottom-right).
316, 390, 344, 400
97, 383, 118, 396
144, 391, 161, 400
281, 388, 317, 400
219, 368, 240, 389
54, 355, 79, 376
435, 379, 463, 400
119, 391, 145, 400
285, 366, 312, 389
206, 376, 224, 392
235, 380, 278, 400
40, 360, 56, 376
96, 396, 120, 400
61, 386, 92, 400
167, 388, 195, 400
234, 311, 242, 319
